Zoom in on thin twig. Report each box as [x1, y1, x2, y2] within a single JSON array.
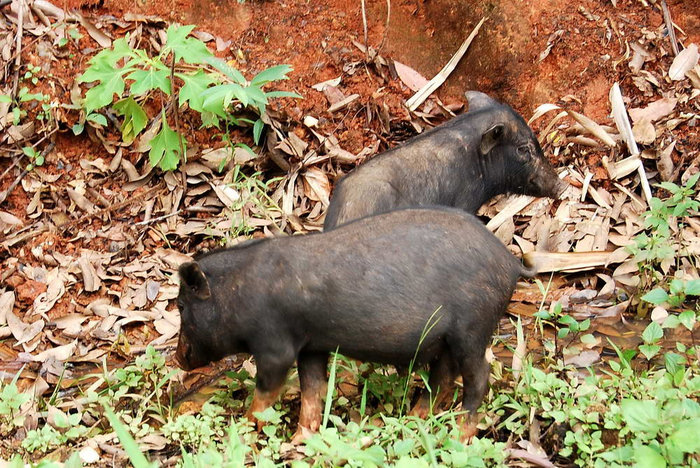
[[134, 209, 181, 226], [377, 0, 391, 54], [0, 168, 29, 205], [170, 56, 187, 210], [360, 0, 369, 60], [11, 0, 24, 100], [660, 0, 679, 56], [58, 184, 163, 233]]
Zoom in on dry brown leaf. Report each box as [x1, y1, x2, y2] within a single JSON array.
[[6, 309, 44, 346], [33, 269, 66, 318], [669, 43, 699, 80], [564, 350, 600, 368], [75, 12, 113, 48], [78, 256, 101, 292], [0, 290, 14, 326], [26, 341, 78, 362], [609, 83, 639, 156], [628, 98, 677, 123], [394, 61, 429, 92], [657, 140, 676, 181], [566, 110, 616, 147], [302, 168, 331, 206], [52, 314, 88, 338], [0, 211, 22, 233], [632, 118, 656, 145]]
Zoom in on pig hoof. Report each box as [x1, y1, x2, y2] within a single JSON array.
[[408, 404, 430, 419], [459, 423, 479, 444], [291, 425, 315, 445]]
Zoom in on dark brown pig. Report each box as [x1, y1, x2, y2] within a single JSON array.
[[175, 207, 536, 441], [323, 91, 565, 230]]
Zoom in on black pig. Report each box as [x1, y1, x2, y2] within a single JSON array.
[[175, 207, 536, 441], [323, 91, 565, 230]]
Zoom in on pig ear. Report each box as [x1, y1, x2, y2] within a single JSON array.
[[465, 91, 499, 112], [479, 123, 505, 155], [179, 262, 211, 300]]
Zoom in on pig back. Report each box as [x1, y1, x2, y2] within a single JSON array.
[[272, 207, 525, 363]]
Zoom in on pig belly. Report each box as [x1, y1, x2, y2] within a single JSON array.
[[302, 310, 451, 366]]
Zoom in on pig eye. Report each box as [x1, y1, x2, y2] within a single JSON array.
[[516, 145, 531, 159]]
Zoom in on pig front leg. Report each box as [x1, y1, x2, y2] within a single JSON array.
[[245, 348, 296, 431], [292, 351, 328, 444], [458, 354, 490, 442], [409, 351, 458, 418]]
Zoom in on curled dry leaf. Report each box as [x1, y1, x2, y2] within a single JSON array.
[[302, 168, 331, 206], [564, 349, 600, 368], [6, 309, 44, 347], [566, 110, 616, 147], [33, 269, 66, 318], [0, 290, 14, 326], [25, 341, 78, 362], [609, 83, 639, 156], [0, 211, 23, 233], [668, 43, 699, 81], [78, 256, 101, 292]]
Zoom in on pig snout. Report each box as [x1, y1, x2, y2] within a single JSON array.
[[534, 173, 567, 199], [174, 337, 196, 371]]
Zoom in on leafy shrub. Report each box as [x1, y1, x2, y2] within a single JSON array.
[[77, 24, 300, 171]]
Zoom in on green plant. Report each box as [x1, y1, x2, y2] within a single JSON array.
[[628, 173, 700, 285], [226, 166, 283, 238], [22, 146, 44, 170], [77, 24, 300, 171], [22, 409, 88, 453], [162, 402, 227, 449], [0, 371, 31, 434]]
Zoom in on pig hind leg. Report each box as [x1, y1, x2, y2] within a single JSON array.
[[457, 352, 490, 441], [293, 351, 328, 443], [409, 350, 458, 418], [246, 348, 296, 430]]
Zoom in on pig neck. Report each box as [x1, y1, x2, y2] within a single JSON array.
[[454, 150, 511, 213]]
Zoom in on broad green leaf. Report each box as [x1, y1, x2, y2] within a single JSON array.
[[580, 334, 596, 345], [250, 64, 293, 86], [669, 279, 684, 295], [165, 24, 212, 64], [639, 344, 661, 360], [678, 310, 696, 331], [113, 97, 148, 143], [685, 172, 700, 189], [177, 69, 217, 113], [664, 352, 685, 374], [685, 279, 700, 296], [86, 113, 107, 126], [641, 288, 669, 305], [84, 73, 127, 113], [253, 118, 264, 145], [128, 68, 171, 96], [641, 321, 663, 343], [667, 418, 700, 454], [148, 117, 185, 171], [0, 95, 10, 103], [621, 400, 660, 434], [206, 57, 246, 85], [634, 445, 667, 468], [201, 83, 249, 116]]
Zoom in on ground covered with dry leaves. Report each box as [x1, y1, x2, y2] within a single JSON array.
[[0, 0, 699, 466]]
